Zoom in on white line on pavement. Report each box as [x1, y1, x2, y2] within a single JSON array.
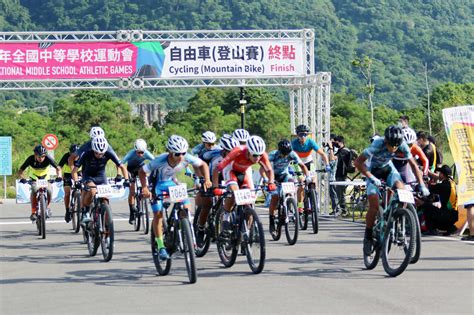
[[0, 218, 130, 226]]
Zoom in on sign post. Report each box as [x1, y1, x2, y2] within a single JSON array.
[[0, 137, 12, 200], [42, 134, 59, 176]]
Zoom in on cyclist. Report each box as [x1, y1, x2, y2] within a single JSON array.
[[122, 139, 155, 224], [71, 136, 129, 224], [266, 139, 310, 235], [214, 135, 276, 226], [195, 134, 240, 243], [191, 131, 219, 158], [68, 126, 107, 165], [354, 125, 430, 255], [393, 128, 429, 184], [416, 131, 438, 172], [232, 128, 250, 145], [58, 144, 79, 222], [17, 145, 62, 221], [291, 124, 331, 212], [139, 135, 212, 260]]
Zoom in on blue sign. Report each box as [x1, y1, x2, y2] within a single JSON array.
[[0, 137, 12, 175]]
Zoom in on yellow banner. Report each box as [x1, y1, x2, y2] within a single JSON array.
[[443, 106, 474, 205]]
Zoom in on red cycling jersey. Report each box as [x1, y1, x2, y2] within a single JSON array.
[[411, 143, 429, 175]]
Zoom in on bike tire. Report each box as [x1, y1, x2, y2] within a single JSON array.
[[243, 206, 266, 274], [363, 211, 382, 270], [150, 223, 172, 275], [141, 198, 150, 235], [215, 207, 238, 268], [133, 197, 141, 232], [308, 188, 319, 234], [284, 197, 299, 245], [86, 213, 100, 257], [381, 208, 416, 277], [72, 192, 81, 233], [100, 202, 114, 262], [39, 194, 46, 239], [180, 218, 197, 284], [193, 206, 210, 257], [270, 211, 282, 241], [407, 204, 421, 264]]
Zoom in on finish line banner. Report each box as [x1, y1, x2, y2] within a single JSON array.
[[0, 39, 304, 80], [442, 105, 474, 205]]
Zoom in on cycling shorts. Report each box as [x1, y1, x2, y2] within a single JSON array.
[[366, 163, 402, 196], [394, 163, 416, 185], [222, 164, 254, 189], [127, 165, 140, 180], [150, 180, 190, 213], [63, 173, 73, 187], [83, 175, 108, 186]]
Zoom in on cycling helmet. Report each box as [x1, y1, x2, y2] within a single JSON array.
[[91, 136, 108, 154], [34, 145, 47, 156], [134, 139, 147, 152], [201, 131, 216, 144], [402, 128, 417, 145], [69, 144, 79, 153], [232, 129, 250, 143], [247, 135, 266, 155], [295, 124, 310, 134], [219, 135, 239, 151], [384, 125, 404, 147], [166, 135, 189, 153], [278, 139, 292, 155], [89, 126, 104, 138]]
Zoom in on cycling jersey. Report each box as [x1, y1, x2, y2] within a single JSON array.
[[58, 152, 72, 174], [420, 142, 437, 172], [362, 137, 412, 170], [19, 155, 58, 180], [291, 137, 320, 164], [122, 149, 154, 173], [143, 153, 203, 182], [192, 143, 221, 163], [202, 148, 223, 176], [268, 150, 301, 181], [393, 143, 429, 181], [75, 149, 122, 184]]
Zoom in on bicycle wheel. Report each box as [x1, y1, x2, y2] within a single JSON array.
[[285, 197, 299, 245], [407, 204, 421, 264], [243, 206, 266, 274], [86, 212, 100, 257], [363, 212, 382, 270], [308, 188, 319, 234], [270, 210, 282, 241], [193, 206, 209, 257], [179, 218, 197, 284], [39, 194, 46, 239], [150, 222, 172, 275], [72, 192, 81, 233], [382, 208, 416, 277], [215, 207, 237, 268], [133, 197, 141, 232], [100, 202, 114, 262], [141, 197, 150, 235]]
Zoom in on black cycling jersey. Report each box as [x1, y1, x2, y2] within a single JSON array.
[[75, 149, 121, 179]]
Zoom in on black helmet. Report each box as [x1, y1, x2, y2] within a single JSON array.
[[69, 144, 79, 153], [384, 125, 404, 147], [295, 124, 310, 134], [34, 145, 47, 156], [278, 139, 292, 155]]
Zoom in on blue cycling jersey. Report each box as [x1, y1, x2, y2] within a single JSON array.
[[75, 149, 122, 178], [291, 138, 320, 163], [191, 143, 221, 163], [202, 149, 223, 175], [362, 137, 412, 170], [122, 149, 154, 170], [143, 153, 203, 182], [268, 150, 302, 176]]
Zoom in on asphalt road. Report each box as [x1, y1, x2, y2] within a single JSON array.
[[0, 199, 473, 314]]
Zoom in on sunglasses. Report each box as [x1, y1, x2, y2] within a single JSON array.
[[252, 154, 262, 158], [298, 132, 308, 137], [174, 152, 186, 157]]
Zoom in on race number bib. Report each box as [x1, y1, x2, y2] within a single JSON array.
[[96, 184, 114, 198], [234, 189, 256, 205], [35, 179, 49, 188], [397, 189, 415, 204], [281, 182, 296, 194], [168, 184, 188, 202]]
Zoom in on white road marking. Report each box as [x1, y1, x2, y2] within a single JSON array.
[[0, 218, 131, 226]]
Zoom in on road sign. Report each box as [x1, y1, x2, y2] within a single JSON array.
[[0, 137, 12, 175], [42, 134, 59, 150]]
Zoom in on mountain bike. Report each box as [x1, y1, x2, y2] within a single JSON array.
[[150, 183, 197, 284], [215, 187, 266, 274], [269, 181, 299, 245], [69, 179, 82, 233], [26, 179, 54, 239], [296, 169, 326, 234], [82, 183, 120, 262], [131, 178, 150, 234], [363, 183, 417, 277]]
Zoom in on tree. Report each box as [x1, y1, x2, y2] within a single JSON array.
[[352, 55, 377, 135]]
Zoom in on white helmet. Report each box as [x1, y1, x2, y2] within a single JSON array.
[[247, 135, 266, 155], [166, 135, 189, 153], [134, 139, 147, 152], [232, 129, 250, 143], [89, 126, 105, 138], [403, 128, 417, 144], [201, 131, 216, 144], [219, 135, 239, 151], [91, 136, 108, 154]]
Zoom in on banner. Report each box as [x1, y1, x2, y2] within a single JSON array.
[[0, 39, 304, 80], [442, 105, 474, 205]]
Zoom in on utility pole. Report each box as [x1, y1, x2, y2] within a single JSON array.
[[424, 62, 432, 135], [239, 87, 246, 129]]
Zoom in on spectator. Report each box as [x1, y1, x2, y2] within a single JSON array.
[[417, 165, 458, 235], [399, 115, 410, 129], [331, 135, 350, 216], [461, 204, 474, 241], [327, 134, 338, 213], [416, 131, 439, 172], [427, 135, 444, 168]]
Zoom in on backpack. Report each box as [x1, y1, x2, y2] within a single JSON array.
[[345, 149, 358, 173]]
